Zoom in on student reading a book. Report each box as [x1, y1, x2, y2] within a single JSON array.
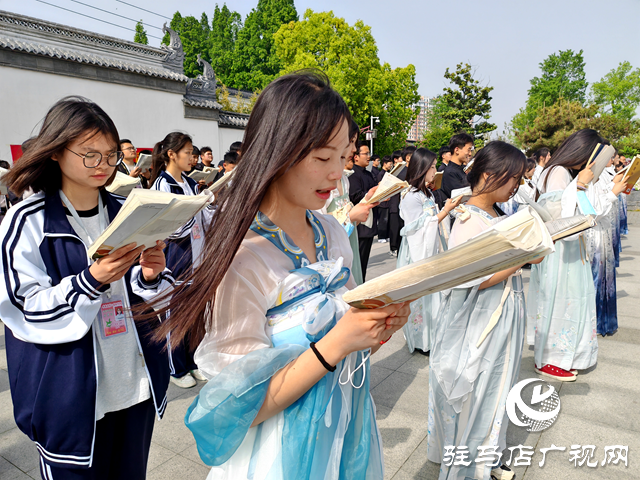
[[150, 132, 213, 388], [0, 97, 174, 479], [584, 150, 630, 336], [397, 148, 461, 356], [497, 156, 537, 215], [152, 71, 411, 480], [528, 129, 602, 381], [118, 138, 142, 177], [387, 146, 415, 258], [427, 141, 535, 480]]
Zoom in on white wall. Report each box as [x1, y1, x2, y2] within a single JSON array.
[[217, 127, 245, 163], [0, 66, 222, 161]]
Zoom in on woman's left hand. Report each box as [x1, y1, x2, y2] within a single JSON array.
[[140, 240, 166, 282]]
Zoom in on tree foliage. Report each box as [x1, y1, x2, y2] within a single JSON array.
[[418, 96, 454, 153], [591, 61, 640, 121], [511, 49, 588, 138], [229, 0, 298, 91], [273, 9, 420, 155], [133, 20, 148, 45], [209, 5, 242, 86]]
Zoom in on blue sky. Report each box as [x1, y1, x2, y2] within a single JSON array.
[[3, 0, 639, 132]]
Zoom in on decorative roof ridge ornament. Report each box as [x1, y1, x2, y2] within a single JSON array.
[[184, 53, 222, 109], [161, 23, 184, 74]]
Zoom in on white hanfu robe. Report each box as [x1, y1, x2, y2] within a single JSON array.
[[527, 167, 598, 370], [428, 205, 525, 480], [397, 189, 448, 353]]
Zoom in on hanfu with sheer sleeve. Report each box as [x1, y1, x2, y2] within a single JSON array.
[[185, 211, 384, 480]]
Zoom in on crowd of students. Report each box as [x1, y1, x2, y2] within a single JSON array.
[[0, 70, 633, 480]]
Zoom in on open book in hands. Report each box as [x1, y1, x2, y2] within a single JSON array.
[[106, 171, 141, 197], [342, 206, 554, 308], [432, 171, 443, 190], [88, 189, 212, 259], [545, 215, 596, 241], [586, 144, 616, 184], [389, 162, 406, 176], [450, 186, 472, 204], [621, 155, 640, 194], [136, 153, 152, 172], [188, 167, 218, 184], [361, 172, 409, 205]]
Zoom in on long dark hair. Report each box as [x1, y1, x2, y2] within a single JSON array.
[[542, 129, 603, 191], [149, 132, 193, 185], [152, 70, 352, 350], [5, 96, 120, 196], [467, 141, 527, 196], [406, 147, 437, 197]]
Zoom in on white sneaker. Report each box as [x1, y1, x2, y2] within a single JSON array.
[[377, 239, 387, 243], [170, 373, 196, 388], [190, 369, 208, 381], [491, 465, 515, 480]]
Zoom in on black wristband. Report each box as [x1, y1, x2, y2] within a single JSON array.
[[309, 342, 336, 372]]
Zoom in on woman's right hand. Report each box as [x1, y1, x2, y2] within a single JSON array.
[[349, 203, 375, 224], [89, 242, 145, 285], [444, 195, 463, 213], [321, 303, 410, 362], [577, 166, 594, 185]]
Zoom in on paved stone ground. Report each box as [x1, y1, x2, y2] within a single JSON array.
[[1, 214, 638, 479]]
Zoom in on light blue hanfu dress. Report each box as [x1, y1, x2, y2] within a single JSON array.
[[397, 189, 448, 353], [186, 211, 384, 480], [427, 205, 526, 480], [619, 193, 629, 235], [604, 167, 622, 266], [584, 172, 619, 336], [527, 167, 598, 371], [322, 174, 364, 285]]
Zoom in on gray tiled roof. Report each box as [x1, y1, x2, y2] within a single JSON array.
[[183, 96, 224, 111], [219, 112, 250, 128], [0, 10, 188, 81]]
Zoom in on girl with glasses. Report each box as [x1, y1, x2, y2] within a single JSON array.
[[0, 96, 174, 479]]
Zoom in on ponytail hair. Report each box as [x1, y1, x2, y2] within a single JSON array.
[[146, 70, 352, 350], [149, 132, 193, 185]]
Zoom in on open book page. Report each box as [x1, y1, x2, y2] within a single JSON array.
[[328, 202, 353, 226], [0, 167, 8, 195], [450, 186, 472, 204], [464, 158, 474, 173], [589, 145, 615, 184], [207, 170, 234, 194], [88, 189, 211, 259], [362, 172, 409, 205], [432, 171, 443, 190], [516, 189, 553, 222], [343, 207, 554, 308], [106, 172, 141, 197], [189, 168, 218, 183], [623, 155, 640, 194], [136, 153, 152, 171], [389, 162, 406, 176], [545, 214, 596, 241]]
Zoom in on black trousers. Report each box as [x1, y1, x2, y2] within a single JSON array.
[[168, 331, 198, 378], [41, 399, 156, 480], [389, 212, 404, 252], [358, 236, 374, 281], [377, 207, 389, 239]]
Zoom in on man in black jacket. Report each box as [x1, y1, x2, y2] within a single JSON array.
[[387, 146, 415, 256], [437, 145, 451, 172], [348, 142, 378, 280], [441, 133, 473, 198]]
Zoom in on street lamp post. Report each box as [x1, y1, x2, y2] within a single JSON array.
[[369, 116, 379, 155]]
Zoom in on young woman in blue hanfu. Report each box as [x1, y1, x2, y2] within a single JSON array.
[[151, 71, 411, 480], [427, 141, 544, 480]]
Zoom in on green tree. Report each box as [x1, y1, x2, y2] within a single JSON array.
[[511, 49, 588, 140], [209, 4, 242, 86], [274, 9, 419, 155], [439, 62, 496, 145], [591, 61, 640, 121], [230, 0, 298, 91], [134, 20, 148, 45]]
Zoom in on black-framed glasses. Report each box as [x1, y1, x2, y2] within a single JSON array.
[[65, 147, 124, 168]]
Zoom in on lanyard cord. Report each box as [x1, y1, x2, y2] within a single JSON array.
[[59, 190, 107, 245]]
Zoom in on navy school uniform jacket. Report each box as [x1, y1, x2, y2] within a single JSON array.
[[0, 189, 175, 469]]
